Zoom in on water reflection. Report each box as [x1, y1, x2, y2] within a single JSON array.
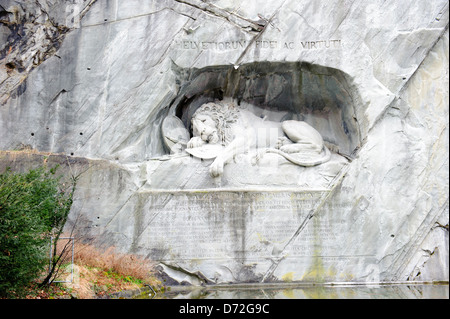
[[136, 284, 449, 299]]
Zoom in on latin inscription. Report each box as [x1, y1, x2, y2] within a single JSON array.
[[173, 39, 342, 51], [174, 39, 248, 50], [255, 39, 342, 50]]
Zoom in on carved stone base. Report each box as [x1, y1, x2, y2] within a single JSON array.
[[103, 189, 382, 284]]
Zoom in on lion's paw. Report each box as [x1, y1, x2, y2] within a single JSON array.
[[209, 157, 224, 177], [252, 153, 261, 165], [187, 136, 205, 148], [280, 144, 302, 154], [276, 136, 292, 149]]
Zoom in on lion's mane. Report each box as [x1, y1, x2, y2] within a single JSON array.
[[191, 101, 240, 146]]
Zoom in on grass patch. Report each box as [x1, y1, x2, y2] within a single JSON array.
[[5, 242, 162, 299]]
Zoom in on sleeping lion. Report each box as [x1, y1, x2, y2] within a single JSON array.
[[186, 100, 331, 178]]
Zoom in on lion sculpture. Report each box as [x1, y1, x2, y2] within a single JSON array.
[[186, 101, 331, 178]]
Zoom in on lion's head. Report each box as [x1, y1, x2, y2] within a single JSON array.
[[191, 101, 239, 146]]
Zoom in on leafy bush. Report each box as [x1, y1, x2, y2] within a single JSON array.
[[0, 166, 74, 297]]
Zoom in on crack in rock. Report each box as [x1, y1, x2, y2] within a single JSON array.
[[174, 0, 263, 33]]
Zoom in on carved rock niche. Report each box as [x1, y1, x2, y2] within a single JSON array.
[[156, 61, 363, 189]]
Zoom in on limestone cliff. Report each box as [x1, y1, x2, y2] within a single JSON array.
[[0, 0, 448, 284]]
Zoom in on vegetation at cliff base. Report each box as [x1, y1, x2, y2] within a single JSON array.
[[0, 166, 74, 298]]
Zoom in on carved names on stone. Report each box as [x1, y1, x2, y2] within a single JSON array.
[[137, 190, 353, 262]]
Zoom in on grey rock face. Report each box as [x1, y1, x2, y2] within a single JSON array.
[[0, 0, 448, 285], [0, 1, 97, 104]]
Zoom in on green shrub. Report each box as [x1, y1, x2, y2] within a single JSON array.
[[0, 166, 74, 297]]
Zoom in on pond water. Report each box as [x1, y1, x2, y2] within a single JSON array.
[[134, 283, 449, 299]]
